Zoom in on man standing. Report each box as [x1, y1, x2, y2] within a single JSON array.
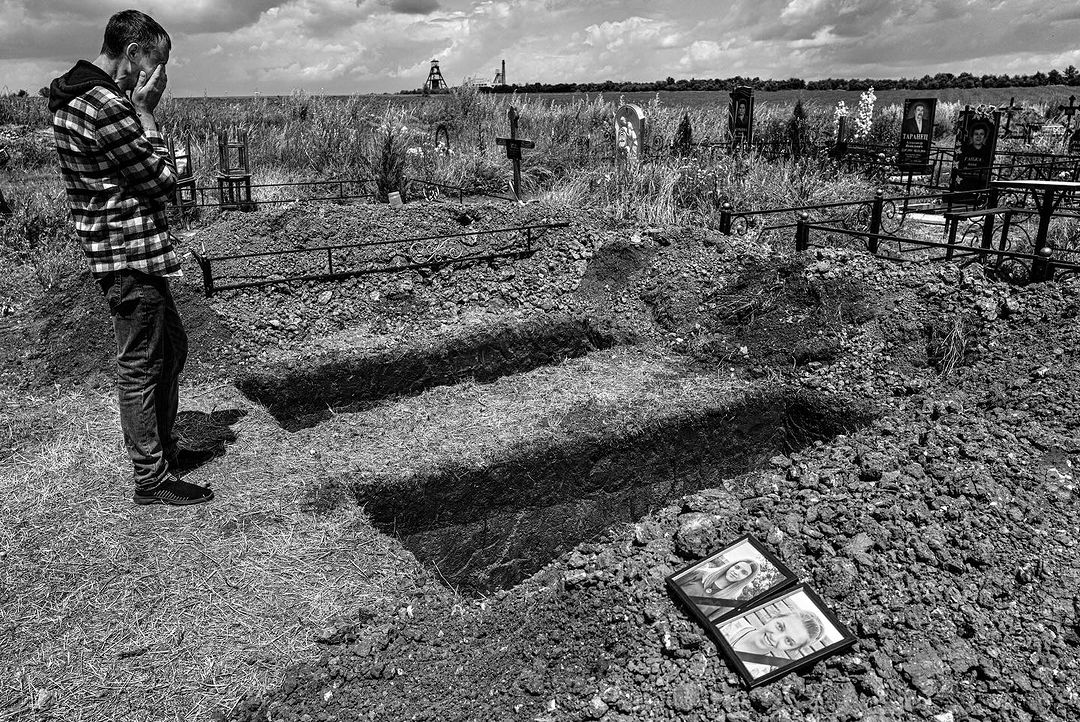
[[50, 10, 214, 505]]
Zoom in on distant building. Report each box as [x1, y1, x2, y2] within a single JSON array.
[[461, 60, 510, 93]]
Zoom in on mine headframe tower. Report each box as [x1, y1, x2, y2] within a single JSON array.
[[424, 60, 447, 92]]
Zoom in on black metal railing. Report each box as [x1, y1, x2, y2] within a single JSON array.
[[190, 222, 569, 296], [793, 215, 1080, 283]]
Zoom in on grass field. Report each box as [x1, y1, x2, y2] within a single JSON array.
[[0, 83, 1077, 298]]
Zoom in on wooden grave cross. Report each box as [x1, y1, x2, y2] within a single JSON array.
[[495, 106, 535, 200], [1058, 95, 1079, 133]]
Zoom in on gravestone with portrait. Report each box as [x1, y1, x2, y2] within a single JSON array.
[[615, 103, 645, 170], [897, 98, 936, 174], [729, 86, 754, 148], [950, 107, 1000, 205], [434, 123, 450, 155]]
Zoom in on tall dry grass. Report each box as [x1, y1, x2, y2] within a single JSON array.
[[0, 88, 1072, 294]]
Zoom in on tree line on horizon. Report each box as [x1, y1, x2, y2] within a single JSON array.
[[405, 65, 1080, 94]]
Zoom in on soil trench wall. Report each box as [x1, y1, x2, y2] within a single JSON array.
[[237, 314, 623, 430], [356, 390, 872, 593]]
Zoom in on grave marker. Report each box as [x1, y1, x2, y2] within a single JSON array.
[[615, 103, 645, 169], [950, 106, 1000, 204], [729, 86, 755, 148], [1069, 126, 1080, 156], [495, 106, 535, 200], [1058, 95, 1079, 134], [168, 135, 197, 211], [216, 127, 255, 211], [897, 98, 936, 173], [999, 96, 1023, 138], [435, 124, 450, 155]]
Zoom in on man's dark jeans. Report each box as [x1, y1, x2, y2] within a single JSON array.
[[98, 270, 188, 490]]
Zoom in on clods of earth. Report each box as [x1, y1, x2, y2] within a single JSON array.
[[3, 198, 1078, 721]]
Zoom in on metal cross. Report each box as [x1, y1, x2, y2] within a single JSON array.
[[495, 106, 535, 200], [1058, 95, 1079, 133]]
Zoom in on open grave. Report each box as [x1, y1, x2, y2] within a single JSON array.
[[236, 313, 625, 431], [258, 339, 875, 595]]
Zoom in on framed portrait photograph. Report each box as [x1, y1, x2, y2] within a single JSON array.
[[715, 584, 856, 688], [666, 534, 796, 625]]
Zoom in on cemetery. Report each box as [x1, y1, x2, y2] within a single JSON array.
[[1, 86, 1079, 722]]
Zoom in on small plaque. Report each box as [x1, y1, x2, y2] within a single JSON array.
[[388, 191, 403, 207]]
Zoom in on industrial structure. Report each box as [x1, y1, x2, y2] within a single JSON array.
[[424, 60, 447, 93]]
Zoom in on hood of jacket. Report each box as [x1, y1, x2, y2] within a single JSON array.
[[48, 60, 122, 113]]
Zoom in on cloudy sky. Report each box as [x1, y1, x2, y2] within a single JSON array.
[[2, 0, 1078, 97]]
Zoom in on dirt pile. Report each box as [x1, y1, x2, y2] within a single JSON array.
[[227, 256, 1080, 722], [1, 198, 1077, 722]]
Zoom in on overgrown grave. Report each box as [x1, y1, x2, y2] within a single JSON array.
[[169, 121, 518, 217]]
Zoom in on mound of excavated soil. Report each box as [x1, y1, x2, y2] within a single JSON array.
[[227, 254, 1080, 722], [2, 198, 1077, 722]]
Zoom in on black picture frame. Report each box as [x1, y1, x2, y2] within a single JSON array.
[[713, 584, 856, 688], [666, 534, 797, 626]]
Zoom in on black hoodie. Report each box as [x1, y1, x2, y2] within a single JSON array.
[[48, 59, 123, 113]]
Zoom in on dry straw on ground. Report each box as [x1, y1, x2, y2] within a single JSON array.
[[0, 383, 414, 722]]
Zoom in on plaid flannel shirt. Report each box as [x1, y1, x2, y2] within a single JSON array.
[[53, 85, 179, 278]]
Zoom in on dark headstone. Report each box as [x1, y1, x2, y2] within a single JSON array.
[[897, 98, 937, 173], [729, 86, 754, 147]]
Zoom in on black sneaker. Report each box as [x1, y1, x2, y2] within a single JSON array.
[[133, 475, 215, 506]]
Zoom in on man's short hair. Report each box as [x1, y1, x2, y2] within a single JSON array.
[[100, 10, 171, 59]]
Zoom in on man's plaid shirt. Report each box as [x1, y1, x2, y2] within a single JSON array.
[[53, 85, 179, 277]]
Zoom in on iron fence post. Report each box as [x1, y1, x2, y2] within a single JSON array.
[[193, 251, 214, 297], [720, 202, 732, 235], [869, 189, 883, 253], [1031, 245, 1055, 282], [945, 214, 959, 261], [795, 212, 810, 252], [983, 186, 1000, 242], [996, 210, 1013, 270]]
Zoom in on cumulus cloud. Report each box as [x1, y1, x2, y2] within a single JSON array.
[[1, 0, 1078, 96]]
